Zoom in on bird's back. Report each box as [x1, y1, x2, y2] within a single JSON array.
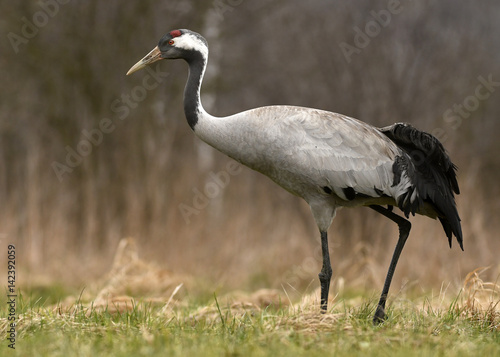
[[196, 105, 462, 248], [197, 105, 409, 203]]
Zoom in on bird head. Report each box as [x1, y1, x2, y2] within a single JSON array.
[[126, 29, 208, 75]]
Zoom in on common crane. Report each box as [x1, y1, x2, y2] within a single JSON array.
[[127, 29, 463, 324]]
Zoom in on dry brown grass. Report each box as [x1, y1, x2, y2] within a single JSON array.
[[38, 240, 498, 334], [460, 267, 500, 330], [50, 238, 189, 315], [1, 237, 498, 353]]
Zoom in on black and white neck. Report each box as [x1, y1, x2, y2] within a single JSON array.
[[168, 30, 212, 130]]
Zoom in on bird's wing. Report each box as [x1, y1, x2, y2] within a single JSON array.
[[242, 106, 408, 201]]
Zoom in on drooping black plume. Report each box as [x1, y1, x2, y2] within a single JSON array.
[[379, 123, 463, 250]]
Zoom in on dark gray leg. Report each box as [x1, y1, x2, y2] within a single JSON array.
[[369, 205, 411, 324], [318, 231, 332, 312]]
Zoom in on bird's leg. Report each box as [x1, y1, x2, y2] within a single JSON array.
[[369, 205, 411, 324], [318, 230, 332, 312]]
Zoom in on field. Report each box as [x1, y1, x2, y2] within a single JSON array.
[[2, 240, 499, 356], [2, 1, 500, 355]]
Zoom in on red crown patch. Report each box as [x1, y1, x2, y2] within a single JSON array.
[[170, 30, 182, 38]]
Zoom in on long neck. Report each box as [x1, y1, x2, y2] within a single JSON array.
[[181, 50, 240, 163], [183, 53, 209, 130]]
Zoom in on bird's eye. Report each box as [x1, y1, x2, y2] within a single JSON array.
[[168, 40, 175, 45]]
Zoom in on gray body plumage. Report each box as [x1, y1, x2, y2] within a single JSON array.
[[195, 105, 414, 231]]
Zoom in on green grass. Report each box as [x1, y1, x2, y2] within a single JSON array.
[[1, 288, 499, 356]]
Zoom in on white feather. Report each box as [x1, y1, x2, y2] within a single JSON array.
[[174, 32, 208, 60]]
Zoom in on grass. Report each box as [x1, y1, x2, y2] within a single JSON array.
[[2, 241, 499, 356], [1, 282, 499, 357]]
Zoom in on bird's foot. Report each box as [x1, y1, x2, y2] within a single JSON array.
[[318, 270, 331, 314], [373, 305, 387, 325]]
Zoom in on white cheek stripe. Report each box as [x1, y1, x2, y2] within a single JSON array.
[[174, 33, 209, 59]]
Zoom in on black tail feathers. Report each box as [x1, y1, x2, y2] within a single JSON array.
[[379, 123, 463, 250]]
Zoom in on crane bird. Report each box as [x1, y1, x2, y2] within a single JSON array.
[[127, 29, 463, 324]]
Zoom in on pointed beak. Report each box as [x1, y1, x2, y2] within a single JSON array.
[[126, 46, 163, 75]]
